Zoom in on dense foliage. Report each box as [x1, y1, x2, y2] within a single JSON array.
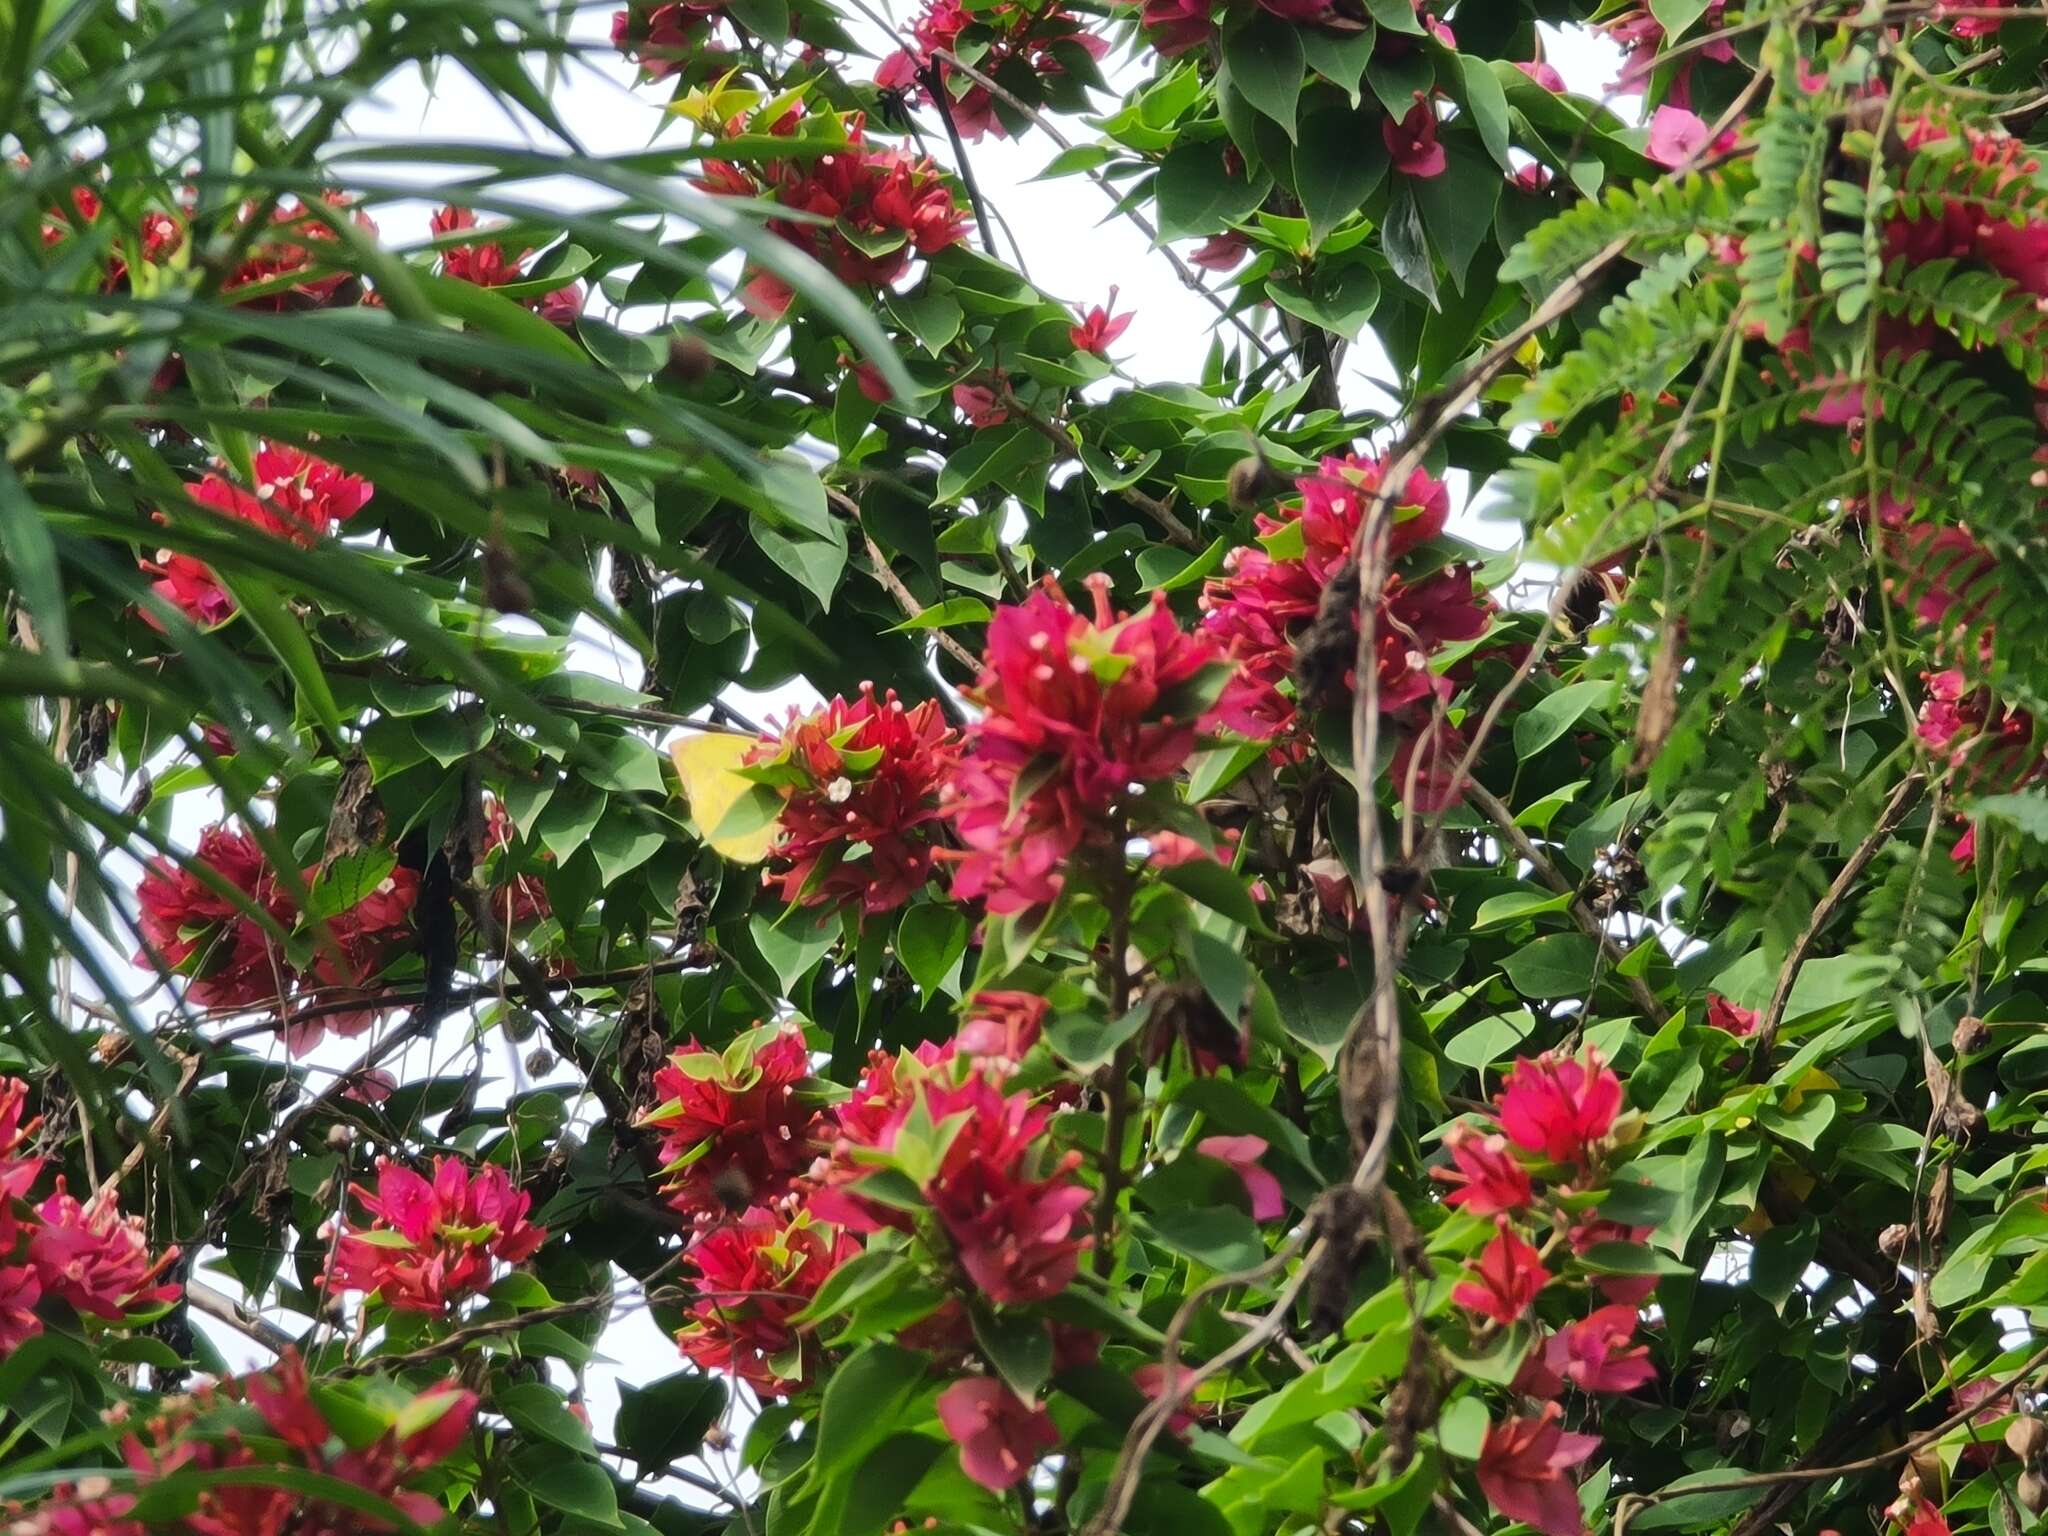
[[10, 2, 2048, 1536]]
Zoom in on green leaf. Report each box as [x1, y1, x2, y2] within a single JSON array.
[[1513, 679, 1616, 760], [1161, 857, 1268, 932], [0, 461, 65, 662], [1293, 105, 1389, 248], [1412, 141, 1502, 293], [807, 1342, 930, 1482], [1437, 1395, 1489, 1460], [1045, 1003, 1149, 1070], [887, 597, 991, 631], [307, 849, 398, 922], [1359, 0, 1422, 31], [1970, 792, 2048, 841], [936, 423, 1048, 503], [1456, 55, 1513, 173], [1136, 1205, 1266, 1272], [512, 1453, 621, 1528], [1470, 890, 1573, 931], [896, 904, 969, 995], [1500, 933, 1598, 999], [614, 1372, 727, 1475], [972, 1308, 1054, 1399], [1266, 264, 1381, 341], [499, 1382, 597, 1454], [1629, 1469, 1763, 1532], [1190, 928, 1253, 1018], [1155, 140, 1270, 239], [1223, 15, 1305, 138], [749, 907, 838, 995], [1649, 0, 1714, 38]]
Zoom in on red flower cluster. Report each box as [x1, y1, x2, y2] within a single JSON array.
[[1432, 1051, 1659, 1536], [323, 1156, 546, 1314], [639, 1028, 829, 1218], [1477, 1404, 1602, 1536], [223, 192, 378, 309], [0, 1079, 182, 1359], [749, 685, 959, 915], [675, 1204, 860, 1395], [697, 111, 967, 316], [134, 824, 293, 1009], [875, 0, 1105, 143], [1200, 452, 1489, 806], [11, 1353, 475, 1536], [429, 205, 582, 323], [142, 442, 374, 629], [611, 0, 731, 75], [134, 820, 418, 1050], [942, 576, 1243, 914], [815, 1048, 1091, 1305]]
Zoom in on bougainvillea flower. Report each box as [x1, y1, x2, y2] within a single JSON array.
[[943, 577, 1242, 914], [0, 1263, 43, 1353], [27, 1183, 181, 1321], [1452, 1218, 1550, 1325], [1705, 994, 1759, 1037], [1384, 96, 1449, 179], [1132, 1361, 1199, 1435], [935, 1377, 1060, 1490], [638, 1028, 828, 1217], [675, 1205, 860, 1395], [953, 379, 1008, 427], [1433, 1124, 1533, 1215], [429, 205, 582, 320], [698, 111, 967, 298], [1552, 1303, 1657, 1393], [612, 0, 731, 76], [222, 192, 377, 309], [323, 1156, 544, 1313], [1070, 288, 1132, 355], [1197, 1135, 1283, 1221], [1515, 60, 1567, 91], [1496, 1049, 1623, 1167], [1476, 1404, 1602, 1536], [955, 991, 1048, 1069], [1188, 232, 1250, 271], [1646, 105, 1734, 168], [1200, 451, 1484, 747], [874, 0, 1103, 143], [749, 685, 959, 915], [1891, 1497, 1954, 1536], [192, 443, 374, 544], [818, 1068, 1089, 1304]]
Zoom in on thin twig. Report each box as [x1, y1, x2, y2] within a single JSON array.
[[824, 485, 981, 669]]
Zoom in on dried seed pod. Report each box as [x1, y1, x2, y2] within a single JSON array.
[[2021, 1470, 2048, 1515], [2007, 1416, 2048, 1464]]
